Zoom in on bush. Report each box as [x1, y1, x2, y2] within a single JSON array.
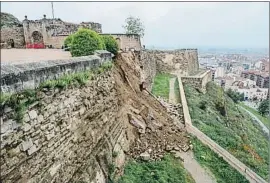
[[226, 88, 244, 103], [64, 34, 74, 47], [70, 28, 105, 57], [258, 99, 269, 116], [102, 35, 119, 55], [199, 100, 207, 110]]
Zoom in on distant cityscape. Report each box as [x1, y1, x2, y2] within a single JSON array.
[[199, 49, 269, 109]]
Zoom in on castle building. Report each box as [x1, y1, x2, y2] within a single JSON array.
[[1, 13, 142, 51]]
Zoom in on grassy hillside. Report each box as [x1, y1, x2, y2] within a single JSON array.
[[115, 154, 195, 183], [184, 82, 269, 181], [239, 102, 270, 128], [192, 137, 249, 183]]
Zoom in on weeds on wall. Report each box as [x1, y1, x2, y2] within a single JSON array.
[[1, 61, 113, 123]]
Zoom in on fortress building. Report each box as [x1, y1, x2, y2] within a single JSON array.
[[1, 12, 142, 51], [1, 13, 102, 49]]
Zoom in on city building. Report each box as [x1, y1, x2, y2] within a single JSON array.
[[241, 70, 269, 88]]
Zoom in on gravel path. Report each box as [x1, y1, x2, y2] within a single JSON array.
[[169, 78, 176, 104]]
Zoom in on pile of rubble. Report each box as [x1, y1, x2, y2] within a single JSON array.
[[157, 96, 184, 126], [127, 97, 191, 161]]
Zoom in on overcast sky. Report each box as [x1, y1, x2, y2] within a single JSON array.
[[2, 2, 269, 49]]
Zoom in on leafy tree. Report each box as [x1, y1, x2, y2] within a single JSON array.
[[122, 16, 145, 38], [101, 35, 119, 55], [64, 34, 74, 47], [258, 99, 269, 116], [70, 28, 105, 57], [226, 88, 244, 103]]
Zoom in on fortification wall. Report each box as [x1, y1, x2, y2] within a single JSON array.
[[181, 70, 212, 93], [139, 51, 157, 91], [142, 49, 199, 76], [101, 34, 141, 51], [140, 49, 199, 90], [1, 70, 128, 183], [1, 51, 112, 93]]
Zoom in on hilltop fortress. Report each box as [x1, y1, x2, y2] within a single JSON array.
[[0, 12, 141, 51]]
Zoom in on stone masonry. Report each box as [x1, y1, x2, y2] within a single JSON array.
[[1, 13, 25, 48], [1, 70, 126, 183], [140, 49, 200, 90], [1, 12, 102, 49], [1, 50, 112, 93], [1, 51, 190, 183]]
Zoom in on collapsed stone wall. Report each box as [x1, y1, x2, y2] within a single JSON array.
[[1, 52, 189, 183], [181, 70, 212, 93]]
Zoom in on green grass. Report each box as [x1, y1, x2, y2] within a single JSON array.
[[151, 73, 174, 100], [192, 137, 249, 183], [115, 154, 195, 183], [238, 102, 270, 128], [184, 82, 269, 181]]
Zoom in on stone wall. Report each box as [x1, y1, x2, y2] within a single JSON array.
[[1, 70, 128, 183], [1, 51, 189, 183], [139, 51, 157, 91], [101, 34, 141, 51], [22, 16, 102, 49], [142, 49, 199, 77], [181, 70, 212, 93], [0, 13, 25, 48], [1, 51, 112, 94], [139, 49, 199, 90]]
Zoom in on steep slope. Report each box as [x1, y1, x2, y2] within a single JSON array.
[[184, 82, 269, 181]]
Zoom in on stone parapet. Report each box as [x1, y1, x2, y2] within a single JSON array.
[[181, 70, 212, 93], [1, 51, 112, 93]]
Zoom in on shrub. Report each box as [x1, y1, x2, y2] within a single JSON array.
[[70, 28, 105, 57], [102, 35, 119, 55], [64, 34, 74, 47], [199, 100, 207, 110], [258, 99, 269, 116], [226, 88, 244, 103]]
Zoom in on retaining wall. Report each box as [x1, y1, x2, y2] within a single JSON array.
[[1, 50, 112, 93]]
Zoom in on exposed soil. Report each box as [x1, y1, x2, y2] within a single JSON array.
[[113, 52, 190, 162]]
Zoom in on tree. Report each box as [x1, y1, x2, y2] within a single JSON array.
[[70, 28, 105, 57], [122, 16, 145, 38], [64, 34, 74, 48], [101, 35, 119, 55], [226, 88, 244, 103], [258, 99, 269, 116]]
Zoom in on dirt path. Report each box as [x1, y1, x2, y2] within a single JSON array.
[[169, 78, 176, 104], [169, 77, 216, 183], [176, 151, 216, 183]]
